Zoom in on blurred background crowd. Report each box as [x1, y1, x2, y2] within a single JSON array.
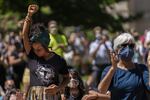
[[1, 20, 150, 99]]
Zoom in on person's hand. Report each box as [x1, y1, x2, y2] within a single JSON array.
[[61, 94, 67, 100], [82, 94, 98, 100], [110, 50, 118, 70], [45, 84, 59, 95], [106, 91, 111, 96], [27, 4, 39, 17], [88, 90, 99, 95], [16, 91, 24, 100], [82, 90, 99, 100], [100, 38, 106, 44]]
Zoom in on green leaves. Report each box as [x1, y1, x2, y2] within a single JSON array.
[[0, 0, 128, 32]]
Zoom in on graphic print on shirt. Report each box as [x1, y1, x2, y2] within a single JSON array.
[[35, 63, 55, 85]]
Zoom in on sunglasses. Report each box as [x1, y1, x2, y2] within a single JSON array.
[[120, 43, 135, 48]]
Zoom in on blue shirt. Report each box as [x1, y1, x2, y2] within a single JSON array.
[[101, 63, 150, 100]]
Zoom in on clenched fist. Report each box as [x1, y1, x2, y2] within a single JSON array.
[[28, 4, 39, 17]]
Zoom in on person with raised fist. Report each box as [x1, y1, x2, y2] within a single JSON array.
[[22, 4, 69, 100]]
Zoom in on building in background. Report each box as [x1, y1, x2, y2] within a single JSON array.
[[129, 0, 150, 33], [107, 0, 150, 33]]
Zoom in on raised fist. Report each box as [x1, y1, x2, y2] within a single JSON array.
[[28, 4, 39, 16]]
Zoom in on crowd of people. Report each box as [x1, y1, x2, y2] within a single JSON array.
[[0, 4, 150, 100]]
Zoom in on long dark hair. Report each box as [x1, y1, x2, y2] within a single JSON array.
[[29, 23, 50, 51], [4, 88, 17, 100], [65, 68, 85, 99]]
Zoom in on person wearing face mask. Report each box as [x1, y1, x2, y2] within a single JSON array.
[[87, 26, 112, 89], [97, 33, 150, 100], [0, 78, 15, 100], [62, 69, 85, 100], [48, 20, 68, 57]]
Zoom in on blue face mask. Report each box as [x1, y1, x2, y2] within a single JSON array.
[[118, 46, 134, 61]]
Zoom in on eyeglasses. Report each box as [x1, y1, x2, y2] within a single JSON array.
[[121, 43, 135, 48]]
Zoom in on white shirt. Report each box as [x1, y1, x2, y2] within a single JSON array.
[[89, 39, 112, 65]]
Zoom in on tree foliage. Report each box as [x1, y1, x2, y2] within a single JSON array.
[[0, 0, 130, 32]]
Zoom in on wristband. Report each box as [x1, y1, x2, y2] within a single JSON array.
[[24, 15, 32, 23]]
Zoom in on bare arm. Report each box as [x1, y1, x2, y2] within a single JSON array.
[[82, 90, 110, 100], [97, 93, 110, 100], [22, 4, 39, 54], [98, 67, 115, 94], [45, 74, 69, 95], [98, 52, 117, 94], [22, 15, 31, 54]]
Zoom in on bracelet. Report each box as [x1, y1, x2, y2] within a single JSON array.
[[24, 15, 32, 23]]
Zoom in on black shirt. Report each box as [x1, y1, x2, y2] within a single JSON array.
[[27, 50, 68, 87]]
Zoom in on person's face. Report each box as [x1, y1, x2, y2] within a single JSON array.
[[68, 73, 79, 88], [102, 35, 107, 42], [94, 30, 101, 39], [117, 43, 135, 61], [95, 30, 101, 35], [32, 42, 48, 57], [5, 80, 15, 90], [48, 23, 58, 34]]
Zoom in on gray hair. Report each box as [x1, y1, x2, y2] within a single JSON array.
[[113, 33, 135, 50]]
